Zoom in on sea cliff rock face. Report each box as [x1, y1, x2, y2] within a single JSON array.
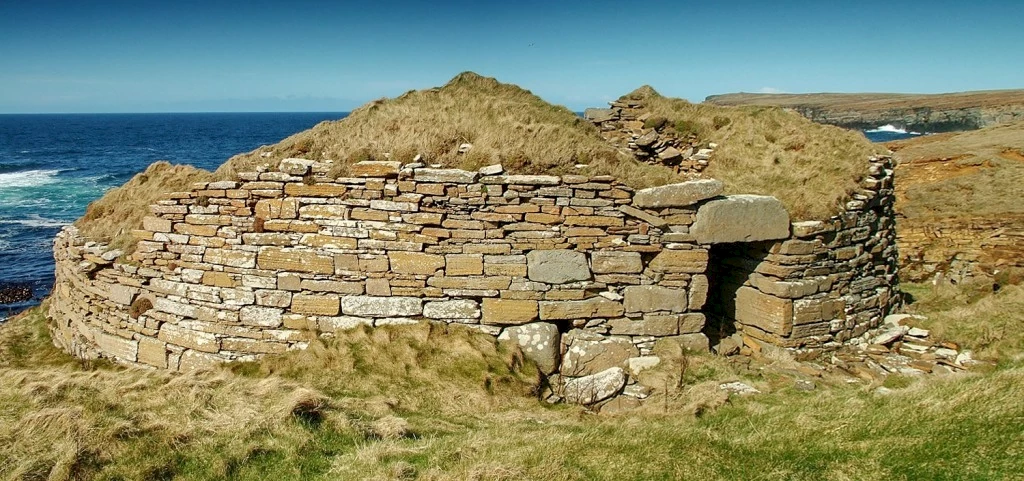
[[897, 215, 1024, 283], [705, 91, 1024, 133], [784, 105, 1024, 133]]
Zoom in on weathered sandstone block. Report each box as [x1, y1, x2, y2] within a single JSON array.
[[690, 195, 790, 244], [498, 322, 560, 374], [390, 251, 444, 275], [279, 158, 315, 175], [95, 331, 139, 362], [561, 330, 637, 376], [445, 254, 484, 276], [632, 179, 724, 208], [292, 294, 341, 316], [142, 216, 172, 233], [351, 160, 401, 177], [204, 249, 257, 269], [239, 306, 284, 328], [424, 299, 481, 319], [540, 298, 624, 320], [623, 285, 687, 313], [590, 251, 643, 274], [649, 249, 708, 273], [257, 248, 334, 274], [563, 367, 626, 405], [527, 250, 590, 284], [482, 298, 539, 325], [734, 286, 793, 336], [341, 296, 422, 317], [415, 168, 479, 183]]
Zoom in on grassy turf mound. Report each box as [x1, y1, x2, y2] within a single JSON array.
[[618, 86, 886, 220], [216, 72, 675, 184], [76, 162, 214, 251], [76, 73, 884, 250]]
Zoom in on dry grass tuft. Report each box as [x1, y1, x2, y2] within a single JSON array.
[[623, 86, 886, 220], [903, 282, 1024, 362], [76, 161, 214, 251], [2, 296, 1024, 479]]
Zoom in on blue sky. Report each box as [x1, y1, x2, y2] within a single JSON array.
[[1, 0, 1022, 113]]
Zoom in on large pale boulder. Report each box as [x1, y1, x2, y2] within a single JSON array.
[[560, 329, 638, 376], [563, 367, 627, 405], [632, 179, 724, 208], [527, 250, 590, 284], [498, 322, 560, 374], [690, 195, 790, 244]]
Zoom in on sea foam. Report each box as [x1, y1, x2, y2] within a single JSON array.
[[865, 124, 908, 134], [0, 169, 60, 188]]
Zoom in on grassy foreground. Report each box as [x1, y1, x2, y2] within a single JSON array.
[[2, 283, 1023, 480]]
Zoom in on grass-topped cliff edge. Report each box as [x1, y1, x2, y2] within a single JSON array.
[[78, 72, 884, 250]]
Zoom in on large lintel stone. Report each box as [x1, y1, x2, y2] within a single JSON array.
[[690, 195, 790, 244]]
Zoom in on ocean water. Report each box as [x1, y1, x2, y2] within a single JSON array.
[[863, 124, 923, 142], [0, 112, 345, 317]]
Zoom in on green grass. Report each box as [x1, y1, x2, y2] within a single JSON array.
[[3, 284, 1024, 480]]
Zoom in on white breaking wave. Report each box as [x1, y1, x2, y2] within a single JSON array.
[[0, 215, 70, 228], [865, 124, 908, 134], [0, 169, 60, 188]]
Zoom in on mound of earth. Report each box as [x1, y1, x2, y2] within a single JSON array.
[[603, 86, 884, 220], [78, 72, 883, 250]]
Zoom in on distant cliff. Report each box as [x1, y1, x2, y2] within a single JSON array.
[[705, 90, 1024, 133]]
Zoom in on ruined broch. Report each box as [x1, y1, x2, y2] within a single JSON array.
[[50, 150, 899, 398], [45, 73, 901, 404]]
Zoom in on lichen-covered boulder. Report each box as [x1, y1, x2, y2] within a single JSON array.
[[498, 322, 560, 374]]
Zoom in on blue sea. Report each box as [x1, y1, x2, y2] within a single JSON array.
[[0, 113, 912, 318], [0, 112, 345, 317]]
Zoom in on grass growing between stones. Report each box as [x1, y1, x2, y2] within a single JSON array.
[[3, 287, 1024, 480]]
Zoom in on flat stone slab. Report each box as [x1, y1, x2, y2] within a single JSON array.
[[690, 195, 790, 244], [632, 179, 724, 208], [584, 108, 618, 123], [527, 250, 590, 284]]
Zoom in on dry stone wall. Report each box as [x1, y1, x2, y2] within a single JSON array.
[[585, 101, 715, 174], [49, 155, 901, 399], [50, 160, 723, 386]]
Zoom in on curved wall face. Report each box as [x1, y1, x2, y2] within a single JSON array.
[[50, 162, 716, 374], [49, 156, 900, 378]]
